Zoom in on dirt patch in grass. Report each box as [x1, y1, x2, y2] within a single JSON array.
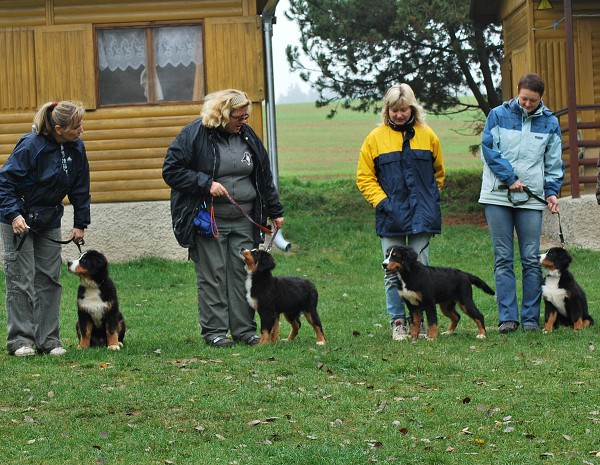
[[444, 211, 488, 229]]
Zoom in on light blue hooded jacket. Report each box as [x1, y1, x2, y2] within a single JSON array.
[[478, 98, 564, 209]]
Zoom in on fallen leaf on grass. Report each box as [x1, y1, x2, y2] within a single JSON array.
[[365, 440, 383, 448], [246, 417, 279, 426]]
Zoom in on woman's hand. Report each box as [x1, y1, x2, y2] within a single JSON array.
[[509, 179, 526, 191], [546, 195, 559, 214], [68, 228, 85, 245], [209, 181, 229, 197], [272, 217, 284, 230], [12, 216, 29, 235]]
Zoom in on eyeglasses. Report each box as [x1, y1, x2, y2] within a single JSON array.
[[230, 113, 250, 123]]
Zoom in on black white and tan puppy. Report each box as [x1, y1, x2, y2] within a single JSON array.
[[67, 250, 126, 350], [382, 245, 494, 339], [539, 247, 593, 332], [240, 248, 326, 345]]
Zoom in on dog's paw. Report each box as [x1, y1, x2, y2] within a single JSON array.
[[107, 344, 121, 350], [476, 333, 487, 339], [441, 330, 453, 336], [316, 340, 326, 346]]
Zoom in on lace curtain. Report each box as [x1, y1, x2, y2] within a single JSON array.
[[97, 25, 203, 71]]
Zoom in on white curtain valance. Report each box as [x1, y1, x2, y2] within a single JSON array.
[[98, 25, 202, 72]]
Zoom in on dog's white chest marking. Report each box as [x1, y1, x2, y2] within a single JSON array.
[[78, 284, 109, 328], [542, 275, 568, 316], [244, 273, 259, 311], [397, 275, 421, 305]]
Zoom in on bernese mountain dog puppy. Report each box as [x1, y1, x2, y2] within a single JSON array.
[[67, 250, 126, 350], [539, 247, 594, 332], [240, 248, 325, 345], [382, 245, 495, 340]]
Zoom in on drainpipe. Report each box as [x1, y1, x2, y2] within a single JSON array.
[[563, 0, 579, 198], [261, 0, 291, 252]]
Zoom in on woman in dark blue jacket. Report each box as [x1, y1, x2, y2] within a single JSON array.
[[0, 101, 91, 356], [163, 89, 284, 348]]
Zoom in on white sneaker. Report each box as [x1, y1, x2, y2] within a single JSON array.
[[14, 346, 35, 357], [392, 319, 409, 341], [49, 347, 66, 356]]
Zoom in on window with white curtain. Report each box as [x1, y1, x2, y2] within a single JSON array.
[[96, 24, 204, 106]]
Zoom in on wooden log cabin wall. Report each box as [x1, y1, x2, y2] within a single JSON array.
[[473, 0, 600, 197], [0, 0, 268, 202]]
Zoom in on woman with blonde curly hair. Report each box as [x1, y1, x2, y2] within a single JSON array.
[[163, 89, 284, 348], [357, 83, 445, 341]]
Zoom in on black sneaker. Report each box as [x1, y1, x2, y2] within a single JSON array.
[[244, 335, 261, 346], [498, 321, 518, 334], [208, 336, 234, 348]]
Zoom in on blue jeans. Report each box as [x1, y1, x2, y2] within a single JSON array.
[[484, 205, 543, 328], [381, 233, 432, 324]]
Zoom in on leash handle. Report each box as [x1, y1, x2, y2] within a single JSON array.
[[498, 185, 565, 246], [16, 228, 84, 253]]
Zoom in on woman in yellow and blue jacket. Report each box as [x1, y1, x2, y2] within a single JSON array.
[[357, 83, 445, 340]]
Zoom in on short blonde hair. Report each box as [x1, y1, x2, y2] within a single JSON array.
[[33, 101, 85, 136], [380, 84, 426, 126], [201, 89, 252, 128]]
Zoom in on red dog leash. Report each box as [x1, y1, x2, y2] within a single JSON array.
[[225, 194, 279, 251]]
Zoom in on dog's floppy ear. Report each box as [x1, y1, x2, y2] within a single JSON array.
[[401, 246, 418, 272], [557, 248, 572, 269], [256, 250, 276, 272]]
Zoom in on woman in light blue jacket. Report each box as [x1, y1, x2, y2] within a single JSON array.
[[479, 73, 564, 334]]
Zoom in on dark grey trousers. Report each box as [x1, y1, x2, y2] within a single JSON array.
[[191, 216, 257, 343], [1, 223, 63, 354]]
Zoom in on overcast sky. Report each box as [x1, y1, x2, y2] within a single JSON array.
[[271, 0, 311, 99]]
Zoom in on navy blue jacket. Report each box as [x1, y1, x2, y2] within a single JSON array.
[[0, 131, 91, 231]]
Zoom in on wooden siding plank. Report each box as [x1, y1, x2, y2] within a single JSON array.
[[34, 24, 97, 108], [204, 16, 264, 101], [535, 39, 567, 111], [0, 1, 46, 27], [0, 28, 37, 111], [52, 0, 243, 24]]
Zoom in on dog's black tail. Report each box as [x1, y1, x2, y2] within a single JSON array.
[[467, 273, 495, 295]]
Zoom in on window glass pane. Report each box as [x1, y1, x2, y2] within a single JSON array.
[[153, 25, 203, 102], [97, 28, 148, 105]]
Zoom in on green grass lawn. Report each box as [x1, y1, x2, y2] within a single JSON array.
[[275, 102, 484, 178], [0, 103, 598, 464], [1, 178, 599, 464]]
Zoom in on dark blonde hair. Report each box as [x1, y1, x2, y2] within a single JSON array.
[[200, 89, 252, 128], [33, 101, 85, 136], [380, 83, 426, 126]]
